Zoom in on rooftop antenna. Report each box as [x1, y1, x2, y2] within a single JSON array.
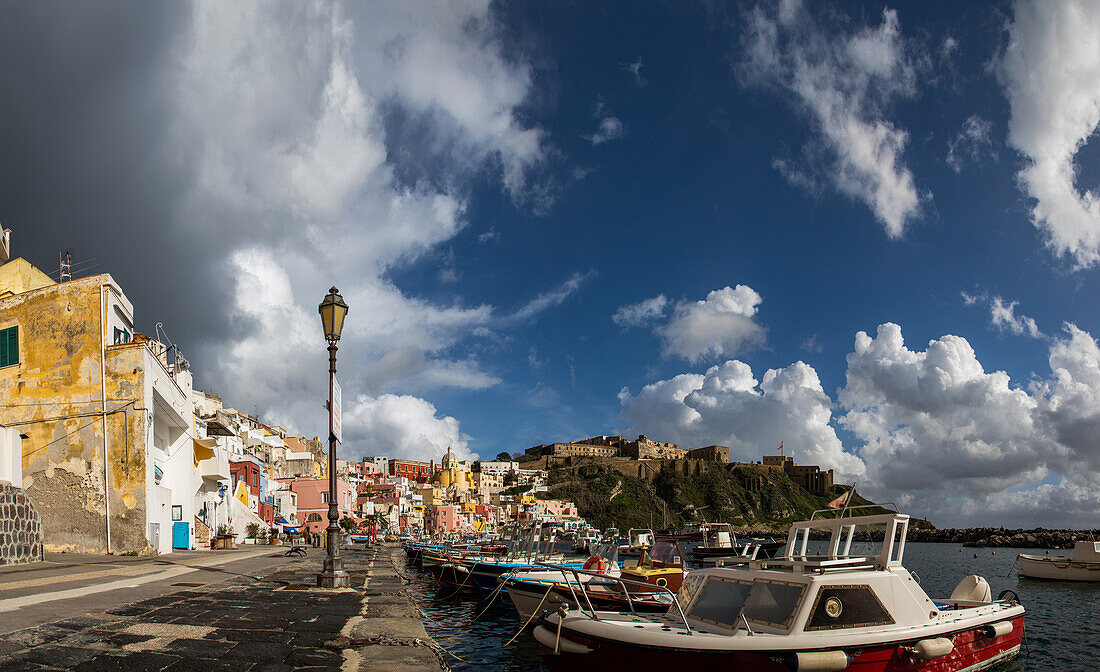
[[59, 249, 72, 282]]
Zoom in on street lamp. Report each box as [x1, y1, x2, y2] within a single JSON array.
[[317, 286, 350, 588]]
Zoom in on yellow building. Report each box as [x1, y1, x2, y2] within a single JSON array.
[[0, 253, 199, 554], [433, 445, 474, 501]]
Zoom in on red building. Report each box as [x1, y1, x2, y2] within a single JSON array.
[[389, 459, 434, 483], [230, 458, 263, 500]]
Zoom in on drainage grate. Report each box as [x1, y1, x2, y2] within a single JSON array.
[[171, 582, 205, 587]]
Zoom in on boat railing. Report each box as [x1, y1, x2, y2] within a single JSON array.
[[808, 502, 900, 520], [532, 562, 693, 635], [781, 510, 910, 570]]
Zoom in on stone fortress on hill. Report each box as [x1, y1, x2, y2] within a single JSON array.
[[525, 435, 834, 496]]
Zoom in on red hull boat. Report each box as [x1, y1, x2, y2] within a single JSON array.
[[535, 506, 1025, 672]]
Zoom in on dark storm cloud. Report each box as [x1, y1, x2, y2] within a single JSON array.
[[0, 3, 236, 354]]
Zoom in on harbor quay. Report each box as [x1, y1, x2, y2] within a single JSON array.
[[0, 543, 444, 671]]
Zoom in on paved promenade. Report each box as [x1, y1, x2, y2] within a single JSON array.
[[0, 544, 445, 671]]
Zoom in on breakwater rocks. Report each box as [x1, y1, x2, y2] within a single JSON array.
[[907, 527, 1100, 549]]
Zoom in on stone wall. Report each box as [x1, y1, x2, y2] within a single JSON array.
[[0, 483, 43, 565]]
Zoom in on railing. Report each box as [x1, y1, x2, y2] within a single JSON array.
[[808, 502, 900, 520], [529, 562, 694, 635]]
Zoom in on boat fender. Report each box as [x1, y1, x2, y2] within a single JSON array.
[[980, 621, 1014, 638], [533, 625, 593, 655], [909, 638, 953, 660], [785, 650, 850, 671]]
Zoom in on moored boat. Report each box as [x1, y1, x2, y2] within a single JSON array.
[[534, 505, 1024, 672], [1019, 540, 1100, 581]]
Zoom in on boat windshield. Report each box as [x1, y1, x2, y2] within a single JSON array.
[[648, 541, 682, 565], [687, 577, 807, 630]]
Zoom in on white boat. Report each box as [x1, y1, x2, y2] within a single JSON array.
[[534, 505, 1024, 672], [1019, 540, 1100, 581]]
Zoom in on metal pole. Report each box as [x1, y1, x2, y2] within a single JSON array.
[[318, 342, 349, 587]]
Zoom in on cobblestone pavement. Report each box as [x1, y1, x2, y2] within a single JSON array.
[[0, 551, 370, 671]]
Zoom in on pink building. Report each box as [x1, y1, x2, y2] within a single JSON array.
[[537, 499, 578, 519], [279, 477, 355, 536], [427, 505, 460, 534]]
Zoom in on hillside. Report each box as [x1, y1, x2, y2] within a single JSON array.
[[540, 461, 874, 532]]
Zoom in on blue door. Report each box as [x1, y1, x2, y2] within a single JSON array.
[[172, 522, 190, 550]]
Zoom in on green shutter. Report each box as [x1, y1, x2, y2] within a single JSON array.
[[0, 326, 16, 368]]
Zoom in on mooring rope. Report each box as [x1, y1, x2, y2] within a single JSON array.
[[503, 583, 556, 647]]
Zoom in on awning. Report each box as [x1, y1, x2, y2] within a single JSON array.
[[193, 438, 217, 467]]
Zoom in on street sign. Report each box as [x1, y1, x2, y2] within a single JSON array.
[[332, 376, 342, 443]]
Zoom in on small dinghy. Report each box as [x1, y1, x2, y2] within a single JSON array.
[[1019, 540, 1100, 581]]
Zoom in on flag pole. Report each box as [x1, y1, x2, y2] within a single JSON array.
[[840, 483, 856, 518]]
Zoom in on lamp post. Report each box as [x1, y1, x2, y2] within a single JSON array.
[[317, 286, 350, 588]]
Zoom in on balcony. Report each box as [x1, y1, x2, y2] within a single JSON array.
[[195, 439, 230, 481]]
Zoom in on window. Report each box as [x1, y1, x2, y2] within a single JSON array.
[[742, 581, 805, 628], [805, 586, 894, 631], [113, 327, 131, 345], [322, 492, 330, 503], [0, 326, 17, 368], [688, 578, 752, 627]]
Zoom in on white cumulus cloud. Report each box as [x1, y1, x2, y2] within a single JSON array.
[[622, 318, 1100, 526], [656, 285, 767, 362], [1000, 0, 1100, 267], [619, 360, 865, 481], [345, 393, 474, 462], [740, 2, 921, 237], [839, 323, 1052, 509]]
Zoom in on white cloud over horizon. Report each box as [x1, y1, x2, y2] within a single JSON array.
[[621, 319, 1100, 527], [1000, 0, 1100, 268], [619, 359, 865, 482], [740, 2, 921, 237]]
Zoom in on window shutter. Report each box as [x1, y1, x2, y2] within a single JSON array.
[[0, 327, 15, 367]]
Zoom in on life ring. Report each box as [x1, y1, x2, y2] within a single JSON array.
[[583, 556, 607, 572]]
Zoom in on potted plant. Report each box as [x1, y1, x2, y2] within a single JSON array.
[[214, 524, 235, 549], [245, 522, 261, 543], [268, 527, 279, 545]]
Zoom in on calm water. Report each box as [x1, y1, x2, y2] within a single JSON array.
[[404, 543, 1099, 671]]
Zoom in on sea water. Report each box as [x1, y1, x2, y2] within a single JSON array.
[[405, 542, 1098, 671]]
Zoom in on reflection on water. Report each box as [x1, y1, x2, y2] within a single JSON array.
[[404, 542, 1098, 671]]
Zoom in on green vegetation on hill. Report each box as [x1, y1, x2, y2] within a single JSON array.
[[540, 461, 875, 532]]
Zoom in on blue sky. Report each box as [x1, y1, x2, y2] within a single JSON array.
[[5, 0, 1100, 526]]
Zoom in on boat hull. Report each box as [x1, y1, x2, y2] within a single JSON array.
[[1018, 553, 1100, 581], [538, 615, 1024, 672]]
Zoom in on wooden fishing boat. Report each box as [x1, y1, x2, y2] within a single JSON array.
[[1018, 540, 1100, 581]]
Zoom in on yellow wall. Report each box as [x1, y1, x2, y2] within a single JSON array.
[[0, 273, 150, 553], [0, 258, 56, 297]]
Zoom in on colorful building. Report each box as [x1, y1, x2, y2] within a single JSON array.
[[0, 251, 203, 554], [389, 459, 433, 483]]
